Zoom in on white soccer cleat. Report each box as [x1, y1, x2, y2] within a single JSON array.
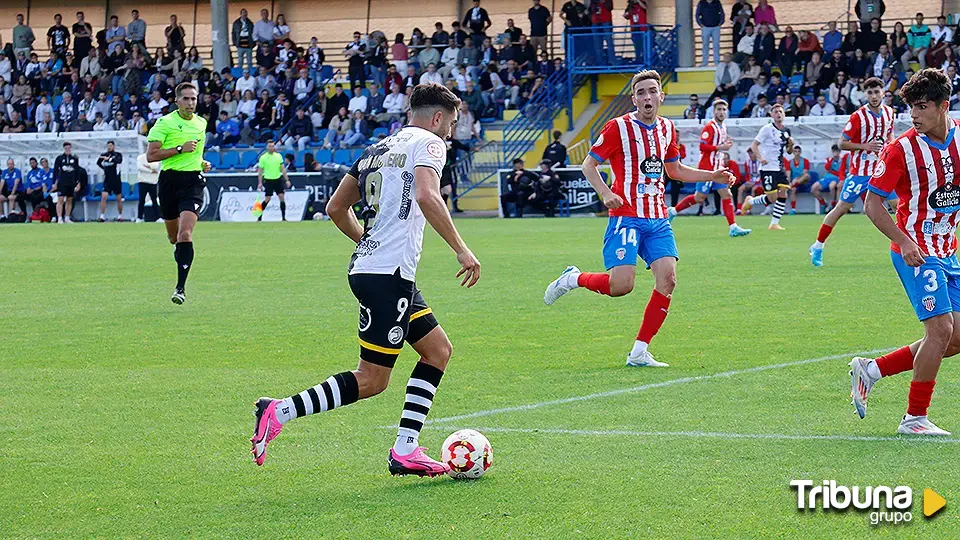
[[626, 350, 669, 368], [849, 357, 878, 419], [543, 265, 581, 305], [667, 206, 678, 222], [897, 415, 951, 436]]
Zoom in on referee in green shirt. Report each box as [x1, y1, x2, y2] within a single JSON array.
[[146, 82, 212, 305], [256, 140, 291, 221]]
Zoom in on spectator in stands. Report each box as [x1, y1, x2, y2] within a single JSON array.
[[451, 21, 468, 48], [70, 111, 92, 131], [855, 0, 885, 32], [341, 109, 368, 147], [13, 13, 35, 57], [862, 17, 886, 54], [283, 108, 313, 151], [303, 152, 321, 171], [590, 0, 615, 64], [254, 9, 275, 45], [776, 26, 798, 77], [624, 1, 650, 61], [799, 51, 822, 97], [257, 41, 276, 72], [48, 14, 70, 58], [291, 68, 313, 107], [734, 23, 756, 65], [348, 84, 368, 113], [92, 92, 110, 120], [105, 15, 126, 56], [753, 23, 776, 70], [456, 37, 481, 78], [928, 16, 953, 68], [438, 40, 461, 80], [36, 111, 57, 133], [797, 30, 822, 65], [848, 47, 869, 79], [891, 21, 908, 63], [12, 75, 31, 106], [827, 71, 850, 103], [183, 47, 203, 72], [458, 79, 481, 116], [236, 89, 256, 124], [391, 34, 410, 75], [841, 21, 862, 58], [504, 19, 522, 44], [164, 14, 185, 55], [753, 0, 776, 30], [560, 0, 591, 47], [417, 39, 441, 71], [126, 10, 145, 52], [323, 106, 350, 148], [684, 94, 705, 119], [528, 0, 552, 55], [432, 21, 451, 47], [750, 94, 770, 117], [808, 93, 835, 116], [273, 14, 291, 46], [697, 0, 725, 67], [109, 110, 127, 130], [344, 31, 367, 90], [366, 83, 386, 120], [71, 12, 93, 68], [464, 0, 493, 45], [4, 110, 25, 133], [58, 91, 76, 125], [943, 47, 958, 72], [147, 90, 168, 121], [419, 63, 443, 85], [872, 43, 896, 77], [78, 47, 100, 79], [821, 21, 843, 56], [516, 35, 537, 72], [379, 83, 405, 122], [904, 13, 931, 70], [764, 71, 787, 101], [236, 68, 256, 97], [835, 94, 853, 114], [501, 158, 537, 217], [256, 66, 277, 96], [270, 92, 291, 129], [707, 53, 740, 106], [788, 95, 808, 118]]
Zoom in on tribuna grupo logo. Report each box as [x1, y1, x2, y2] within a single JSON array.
[[791, 480, 915, 525]]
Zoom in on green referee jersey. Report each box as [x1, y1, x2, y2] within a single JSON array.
[[258, 151, 285, 180], [146, 110, 207, 171]]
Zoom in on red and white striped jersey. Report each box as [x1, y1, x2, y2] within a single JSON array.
[[698, 119, 727, 170], [869, 123, 960, 258], [842, 104, 896, 177], [589, 113, 680, 219]]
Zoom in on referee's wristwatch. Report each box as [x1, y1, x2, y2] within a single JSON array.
[[176, 145, 184, 154]]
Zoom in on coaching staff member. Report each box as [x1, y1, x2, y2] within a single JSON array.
[[146, 82, 212, 305]]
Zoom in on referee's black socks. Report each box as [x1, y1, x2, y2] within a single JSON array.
[[174, 242, 194, 290], [280, 201, 286, 220]]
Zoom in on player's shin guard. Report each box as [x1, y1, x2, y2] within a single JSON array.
[[721, 198, 735, 225], [394, 361, 444, 455], [174, 242, 194, 289], [636, 289, 671, 346], [276, 371, 360, 424], [280, 201, 286, 220], [907, 380, 936, 417], [674, 195, 697, 213], [876, 346, 915, 377], [770, 197, 786, 225], [577, 272, 611, 296]]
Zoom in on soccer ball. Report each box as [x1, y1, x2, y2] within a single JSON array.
[[441, 429, 492, 479]]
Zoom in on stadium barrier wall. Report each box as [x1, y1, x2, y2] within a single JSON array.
[[203, 169, 345, 221], [497, 167, 611, 218], [219, 190, 311, 222]]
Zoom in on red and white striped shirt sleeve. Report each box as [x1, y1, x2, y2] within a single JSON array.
[[868, 143, 906, 198], [842, 113, 862, 143], [589, 119, 622, 163]]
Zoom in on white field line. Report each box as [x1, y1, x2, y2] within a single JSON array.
[[426, 348, 895, 425], [441, 426, 960, 444]]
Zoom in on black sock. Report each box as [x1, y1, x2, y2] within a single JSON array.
[[174, 241, 194, 290], [281, 371, 360, 422], [280, 201, 286, 219]]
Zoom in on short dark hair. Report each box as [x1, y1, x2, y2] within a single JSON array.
[[862, 77, 884, 90], [900, 68, 951, 106], [267, 139, 276, 145], [553, 130, 562, 140], [175, 82, 198, 99], [409, 83, 461, 115], [512, 158, 524, 165], [831, 143, 840, 152], [63, 142, 71, 147], [107, 140, 114, 145]]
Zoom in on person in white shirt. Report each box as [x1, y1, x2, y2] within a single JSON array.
[[849, 78, 867, 107], [348, 86, 368, 113], [293, 68, 314, 105], [35, 95, 53, 122], [237, 89, 257, 125], [808, 94, 836, 116], [135, 152, 160, 223], [378, 83, 405, 123], [92, 113, 110, 131], [147, 91, 169, 121], [873, 44, 893, 78], [734, 23, 756, 63], [750, 95, 771, 118], [36, 112, 58, 133], [419, 63, 444, 85], [0, 56, 12, 83], [235, 69, 256, 97], [438, 44, 460, 80], [79, 48, 101, 79], [743, 104, 795, 229], [930, 15, 953, 64]]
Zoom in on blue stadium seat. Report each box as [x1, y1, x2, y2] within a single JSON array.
[[315, 149, 333, 164], [253, 141, 267, 148], [334, 149, 353, 165], [295, 150, 307, 167], [126, 183, 139, 199], [203, 152, 221, 169], [315, 129, 328, 141], [231, 67, 243, 78], [352, 148, 367, 160], [234, 143, 250, 149], [361, 88, 370, 97], [240, 150, 260, 169], [219, 152, 239, 169], [730, 96, 747, 117], [53, 94, 63, 109], [373, 127, 388, 138], [788, 74, 803, 92]]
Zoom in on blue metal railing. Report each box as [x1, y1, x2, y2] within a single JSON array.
[[589, 77, 634, 142], [564, 25, 679, 75]]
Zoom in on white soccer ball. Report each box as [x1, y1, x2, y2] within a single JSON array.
[[312, 212, 325, 221], [441, 429, 493, 479]]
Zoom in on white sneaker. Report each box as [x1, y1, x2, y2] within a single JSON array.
[[849, 357, 879, 419], [626, 350, 670, 367], [135, 218, 144, 223], [64, 217, 74, 223], [761, 206, 772, 216], [52, 217, 58, 223], [543, 265, 581, 305], [897, 414, 951, 436]]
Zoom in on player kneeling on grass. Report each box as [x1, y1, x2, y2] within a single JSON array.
[[809, 144, 845, 215], [810, 77, 896, 267], [543, 70, 735, 368], [741, 103, 794, 230], [850, 68, 958, 436], [667, 99, 751, 238], [249, 83, 482, 476]]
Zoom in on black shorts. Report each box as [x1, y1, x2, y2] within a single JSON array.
[[0, 186, 10, 198], [57, 180, 76, 197], [158, 170, 205, 220], [103, 177, 123, 196], [348, 270, 439, 368], [761, 171, 789, 192], [264, 179, 284, 196]]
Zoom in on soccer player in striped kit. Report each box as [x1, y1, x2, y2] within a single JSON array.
[[849, 69, 959, 436], [810, 77, 896, 267], [543, 70, 735, 367], [667, 99, 751, 237]]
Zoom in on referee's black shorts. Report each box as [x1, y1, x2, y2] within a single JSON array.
[[263, 179, 284, 196], [158, 170, 205, 220]]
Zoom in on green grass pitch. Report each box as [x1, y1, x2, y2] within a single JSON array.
[[2, 215, 956, 537]]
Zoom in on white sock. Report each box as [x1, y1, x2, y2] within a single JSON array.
[[275, 401, 295, 424], [866, 360, 881, 380], [729, 223, 737, 230], [631, 340, 648, 356], [394, 434, 419, 455], [812, 241, 824, 249]]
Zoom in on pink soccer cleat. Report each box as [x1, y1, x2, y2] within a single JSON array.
[[388, 447, 451, 477], [250, 398, 284, 466]]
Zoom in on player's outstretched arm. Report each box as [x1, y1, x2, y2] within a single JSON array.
[[665, 160, 735, 185], [326, 173, 365, 243], [415, 166, 481, 287], [864, 192, 922, 266], [582, 155, 622, 209]]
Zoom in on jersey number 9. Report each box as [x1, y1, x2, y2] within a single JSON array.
[[361, 171, 383, 226]]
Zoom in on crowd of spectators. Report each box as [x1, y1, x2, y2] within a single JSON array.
[[0, 1, 577, 157], [697, 3, 960, 120]]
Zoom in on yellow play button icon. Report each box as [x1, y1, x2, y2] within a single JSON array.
[[924, 489, 946, 518]]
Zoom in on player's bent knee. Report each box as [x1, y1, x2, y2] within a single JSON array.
[[609, 280, 634, 297]]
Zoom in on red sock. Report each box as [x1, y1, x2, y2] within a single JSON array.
[[875, 346, 914, 377], [721, 198, 735, 225], [907, 380, 936, 416], [636, 289, 671, 344], [674, 195, 697, 212], [577, 272, 611, 296], [816, 197, 826, 206], [790, 200, 797, 209], [816, 224, 834, 243]]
